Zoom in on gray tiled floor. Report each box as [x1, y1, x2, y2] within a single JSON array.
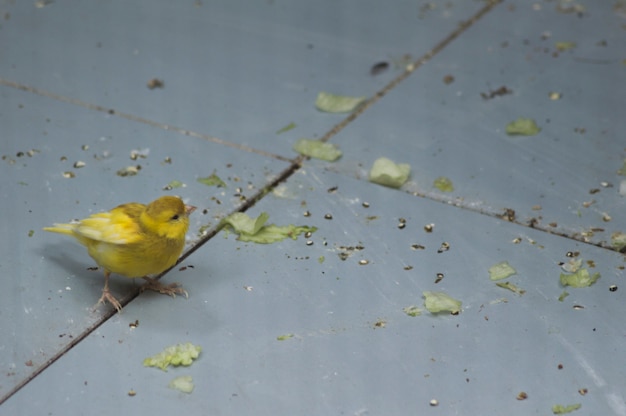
[[1, 1, 625, 415]]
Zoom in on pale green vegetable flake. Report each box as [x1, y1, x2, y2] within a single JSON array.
[[293, 138, 342, 161], [403, 305, 422, 317], [197, 173, 226, 188], [221, 212, 316, 244], [143, 343, 202, 371], [168, 376, 195, 394], [276, 122, 296, 135], [552, 403, 581, 414], [610, 231, 626, 252], [488, 261, 517, 281], [277, 334, 294, 341], [315, 91, 366, 113], [506, 118, 541, 136], [559, 268, 600, 288], [496, 281, 525, 295], [558, 290, 570, 302], [433, 176, 454, 192], [368, 157, 411, 188], [423, 291, 462, 314]]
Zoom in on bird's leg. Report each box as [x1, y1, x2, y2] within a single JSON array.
[[96, 270, 122, 312], [140, 276, 188, 299]]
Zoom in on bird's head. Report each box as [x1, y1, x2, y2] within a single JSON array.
[[140, 196, 196, 239]]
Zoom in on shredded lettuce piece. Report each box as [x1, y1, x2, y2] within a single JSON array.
[[555, 41, 576, 52], [423, 291, 462, 314], [315, 92, 366, 113], [611, 231, 626, 252], [277, 334, 294, 341], [168, 376, 194, 394], [143, 343, 202, 371], [221, 212, 316, 244], [433, 176, 454, 192], [276, 122, 296, 135], [369, 157, 411, 188], [559, 268, 600, 288], [403, 305, 422, 317], [506, 118, 541, 136], [552, 403, 581, 414], [558, 290, 569, 302], [496, 281, 525, 295], [489, 261, 517, 281], [197, 173, 227, 188], [293, 138, 342, 161]]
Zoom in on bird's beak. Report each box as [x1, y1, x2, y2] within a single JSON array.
[[185, 205, 197, 216]]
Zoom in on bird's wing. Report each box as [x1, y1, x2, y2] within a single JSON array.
[[73, 203, 145, 245]]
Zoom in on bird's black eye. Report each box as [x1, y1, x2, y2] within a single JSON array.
[[170, 214, 180, 221]]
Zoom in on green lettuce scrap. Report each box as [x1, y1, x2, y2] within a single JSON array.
[[277, 334, 294, 341], [168, 376, 194, 394], [489, 261, 517, 281], [423, 291, 462, 314], [143, 343, 202, 371], [555, 41, 576, 52], [552, 403, 581, 414], [506, 118, 541, 136], [558, 290, 569, 302], [315, 91, 366, 113], [559, 268, 600, 288], [433, 176, 454, 192], [221, 212, 317, 244], [496, 281, 526, 295], [403, 305, 422, 317], [276, 122, 296, 135], [197, 173, 227, 188], [610, 231, 626, 252], [293, 138, 342, 161], [369, 157, 411, 188]]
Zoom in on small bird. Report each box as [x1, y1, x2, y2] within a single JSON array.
[[44, 196, 196, 311]]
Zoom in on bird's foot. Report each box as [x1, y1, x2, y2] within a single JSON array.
[[141, 276, 188, 299], [96, 288, 122, 312]]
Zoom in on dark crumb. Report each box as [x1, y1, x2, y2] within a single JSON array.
[[516, 391, 528, 400], [501, 208, 516, 222], [146, 78, 164, 89], [370, 61, 389, 76], [480, 86, 513, 100], [527, 217, 539, 228], [327, 186, 338, 193], [442, 74, 455, 85], [558, 363, 564, 369]]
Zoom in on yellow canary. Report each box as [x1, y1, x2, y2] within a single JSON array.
[[44, 196, 196, 311]]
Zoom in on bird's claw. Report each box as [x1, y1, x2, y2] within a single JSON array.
[[96, 289, 122, 312], [141, 277, 188, 299]]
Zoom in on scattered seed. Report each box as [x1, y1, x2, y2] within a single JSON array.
[[572, 305, 585, 310], [442, 74, 455, 85], [358, 259, 369, 265], [437, 242, 450, 253], [435, 273, 444, 284], [404, 265, 413, 271], [411, 244, 425, 250], [370, 61, 389, 76], [373, 319, 386, 328], [243, 285, 253, 291], [609, 285, 618, 292], [600, 181, 611, 188], [566, 251, 579, 257], [424, 223, 434, 233], [602, 213, 611, 222], [163, 156, 172, 164], [304, 231, 312, 238], [129, 320, 139, 329], [512, 237, 522, 244], [516, 392, 528, 400], [146, 78, 164, 89], [558, 363, 564, 369], [62, 171, 75, 178], [303, 210, 311, 217], [578, 388, 588, 396], [73, 161, 86, 168], [306, 240, 314, 246], [324, 213, 333, 220], [429, 399, 439, 407], [128, 389, 137, 397], [327, 186, 338, 193], [397, 222, 406, 229], [362, 202, 370, 208], [81, 144, 90, 151]]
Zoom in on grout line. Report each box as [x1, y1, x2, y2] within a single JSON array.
[[317, 0, 503, 144], [0, 1, 503, 405], [0, 77, 294, 163]]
